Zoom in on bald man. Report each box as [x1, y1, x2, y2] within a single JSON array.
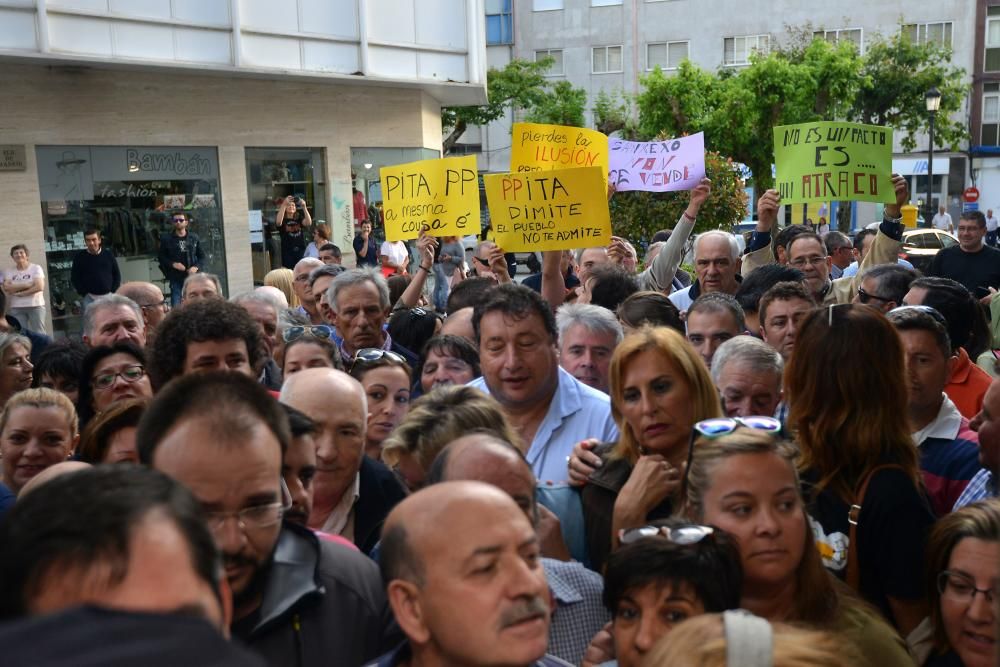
[[440, 306, 475, 342], [376, 481, 563, 667], [280, 368, 406, 554], [117, 281, 169, 339], [428, 435, 608, 666]]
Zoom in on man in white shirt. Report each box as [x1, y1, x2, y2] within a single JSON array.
[[932, 205, 954, 233], [986, 208, 998, 247]]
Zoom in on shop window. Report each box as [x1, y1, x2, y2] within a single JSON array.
[[35, 146, 226, 339], [245, 148, 327, 281], [350, 147, 441, 247]]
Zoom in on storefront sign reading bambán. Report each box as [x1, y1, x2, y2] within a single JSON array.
[[126, 149, 211, 176]]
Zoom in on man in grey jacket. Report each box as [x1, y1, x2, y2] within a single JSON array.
[[138, 371, 400, 666]]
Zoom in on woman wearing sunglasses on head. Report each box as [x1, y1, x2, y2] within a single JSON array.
[[788, 305, 935, 642], [579, 326, 723, 572], [280, 325, 343, 376], [582, 518, 743, 667], [683, 425, 913, 667], [77, 342, 153, 427], [923, 499, 999, 667], [349, 348, 412, 460]]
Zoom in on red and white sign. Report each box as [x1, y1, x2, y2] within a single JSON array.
[[963, 187, 980, 203]]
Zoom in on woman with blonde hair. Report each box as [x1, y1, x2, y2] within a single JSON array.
[[643, 611, 860, 667], [381, 384, 520, 491], [787, 304, 934, 637], [683, 427, 912, 666], [264, 267, 298, 307], [580, 325, 722, 571], [0, 388, 78, 497], [923, 499, 999, 667]]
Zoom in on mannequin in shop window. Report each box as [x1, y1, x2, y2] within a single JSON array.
[[275, 195, 312, 270], [157, 213, 204, 308]]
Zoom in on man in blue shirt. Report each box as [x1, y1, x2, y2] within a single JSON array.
[[468, 284, 618, 483]]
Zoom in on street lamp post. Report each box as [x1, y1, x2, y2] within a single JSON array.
[[925, 87, 942, 228]]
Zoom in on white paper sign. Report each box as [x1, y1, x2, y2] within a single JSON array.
[[608, 132, 706, 192]]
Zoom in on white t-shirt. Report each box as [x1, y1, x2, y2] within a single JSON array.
[[5, 263, 44, 308], [932, 212, 953, 231], [379, 240, 409, 268], [986, 215, 999, 232]]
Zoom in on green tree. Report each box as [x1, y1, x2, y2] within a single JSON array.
[[592, 89, 634, 136], [852, 31, 967, 152], [609, 151, 749, 243], [441, 58, 553, 154], [524, 80, 587, 127]]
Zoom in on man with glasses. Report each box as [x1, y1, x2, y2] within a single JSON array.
[[292, 257, 325, 326], [117, 282, 169, 341], [756, 174, 908, 304], [157, 212, 204, 308], [928, 210, 1000, 303], [280, 367, 405, 554], [852, 263, 916, 314], [139, 372, 398, 666]]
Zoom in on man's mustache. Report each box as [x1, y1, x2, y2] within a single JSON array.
[[498, 596, 550, 629]]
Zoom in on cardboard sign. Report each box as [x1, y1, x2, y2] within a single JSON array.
[[380, 156, 480, 241], [773, 121, 894, 204], [511, 122, 609, 185], [484, 166, 611, 252], [609, 133, 706, 192]]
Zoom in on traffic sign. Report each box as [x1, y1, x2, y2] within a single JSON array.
[[964, 187, 980, 203]]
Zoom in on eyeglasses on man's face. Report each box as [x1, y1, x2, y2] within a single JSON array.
[[201, 478, 292, 536], [856, 287, 892, 305], [788, 255, 828, 269]]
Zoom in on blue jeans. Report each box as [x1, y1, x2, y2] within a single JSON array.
[[431, 263, 449, 312], [169, 277, 185, 307]]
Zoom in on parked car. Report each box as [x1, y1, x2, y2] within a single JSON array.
[[899, 228, 958, 273]]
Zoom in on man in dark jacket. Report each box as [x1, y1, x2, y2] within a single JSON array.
[[71, 227, 121, 310], [138, 372, 399, 666], [158, 213, 205, 308], [280, 368, 407, 554]]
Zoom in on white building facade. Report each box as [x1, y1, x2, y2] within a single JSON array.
[[0, 0, 486, 337]]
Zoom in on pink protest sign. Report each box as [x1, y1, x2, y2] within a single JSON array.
[[608, 132, 705, 192]]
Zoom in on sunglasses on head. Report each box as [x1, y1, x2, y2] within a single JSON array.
[[349, 348, 408, 373], [681, 416, 783, 499], [619, 523, 715, 546], [282, 324, 333, 343]]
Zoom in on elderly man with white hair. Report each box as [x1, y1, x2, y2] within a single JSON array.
[[555, 303, 623, 394], [668, 230, 742, 313], [709, 335, 784, 420]]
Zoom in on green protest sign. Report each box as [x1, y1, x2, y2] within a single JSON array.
[[773, 122, 894, 204]]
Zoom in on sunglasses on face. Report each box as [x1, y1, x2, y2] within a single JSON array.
[[349, 348, 407, 374], [680, 416, 783, 499]]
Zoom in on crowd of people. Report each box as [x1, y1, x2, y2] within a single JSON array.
[[0, 174, 998, 667]]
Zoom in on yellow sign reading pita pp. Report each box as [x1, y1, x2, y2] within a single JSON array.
[[380, 155, 480, 241], [484, 166, 611, 252], [511, 122, 609, 186]]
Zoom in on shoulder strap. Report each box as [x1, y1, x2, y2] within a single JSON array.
[[845, 464, 906, 591]]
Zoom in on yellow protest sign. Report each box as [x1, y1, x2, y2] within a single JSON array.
[[773, 121, 894, 204], [380, 156, 480, 241], [485, 166, 610, 252], [510, 122, 609, 185]]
